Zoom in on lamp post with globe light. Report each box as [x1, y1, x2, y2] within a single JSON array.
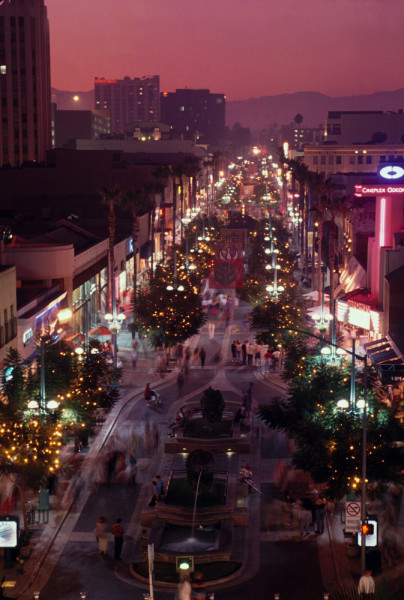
[[104, 312, 125, 368]]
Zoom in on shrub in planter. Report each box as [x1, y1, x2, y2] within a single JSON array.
[[200, 387, 225, 423]]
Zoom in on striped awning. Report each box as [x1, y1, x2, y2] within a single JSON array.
[[364, 338, 404, 383]]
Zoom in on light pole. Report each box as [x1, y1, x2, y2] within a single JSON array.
[[104, 312, 125, 368]]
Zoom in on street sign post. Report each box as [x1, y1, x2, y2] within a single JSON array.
[[147, 543, 154, 600], [345, 501, 361, 533]]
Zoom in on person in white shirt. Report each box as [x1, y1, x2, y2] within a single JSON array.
[[358, 569, 375, 599]]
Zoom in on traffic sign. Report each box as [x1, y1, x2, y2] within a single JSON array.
[[345, 501, 361, 533]]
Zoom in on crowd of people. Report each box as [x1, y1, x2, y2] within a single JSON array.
[[230, 340, 284, 372]]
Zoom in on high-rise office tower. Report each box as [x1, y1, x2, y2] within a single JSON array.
[[0, 0, 51, 167], [94, 75, 160, 135], [161, 89, 226, 145]]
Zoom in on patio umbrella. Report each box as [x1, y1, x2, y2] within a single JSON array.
[[65, 333, 86, 346], [88, 326, 112, 341], [302, 290, 330, 302]]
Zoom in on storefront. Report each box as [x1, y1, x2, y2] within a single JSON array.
[[336, 293, 382, 340]]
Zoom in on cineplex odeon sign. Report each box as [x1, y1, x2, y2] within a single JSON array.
[[355, 184, 404, 197]]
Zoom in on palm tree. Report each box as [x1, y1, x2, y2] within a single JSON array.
[[183, 155, 201, 210], [152, 165, 171, 263], [285, 157, 309, 273], [321, 189, 348, 312], [172, 163, 186, 244], [123, 188, 152, 307], [311, 175, 335, 312], [100, 183, 124, 313]]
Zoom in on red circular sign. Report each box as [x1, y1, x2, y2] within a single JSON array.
[[346, 502, 360, 517]]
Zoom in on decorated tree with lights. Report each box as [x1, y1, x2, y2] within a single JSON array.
[[258, 358, 404, 499], [0, 348, 64, 534], [59, 341, 121, 449], [133, 260, 207, 351]]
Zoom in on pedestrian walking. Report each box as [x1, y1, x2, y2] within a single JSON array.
[[111, 518, 124, 560], [208, 321, 215, 339], [199, 347, 206, 367], [254, 342, 262, 366], [358, 569, 375, 599], [191, 571, 207, 600], [241, 340, 247, 364], [177, 369, 185, 398], [192, 347, 199, 366], [94, 516, 108, 555], [175, 572, 192, 600], [315, 495, 327, 534], [231, 341, 237, 362], [149, 480, 159, 506], [155, 475, 165, 498], [247, 342, 254, 365], [235, 340, 242, 362], [264, 349, 272, 373], [272, 348, 281, 372]]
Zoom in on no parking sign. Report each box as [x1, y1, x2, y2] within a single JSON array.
[[345, 501, 361, 533]]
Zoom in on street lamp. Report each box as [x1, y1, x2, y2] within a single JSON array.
[[104, 312, 125, 368]]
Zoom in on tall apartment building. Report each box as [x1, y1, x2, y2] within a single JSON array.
[[94, 75, 160, 134], [0, 0, 51, 167], [160, 88, 226, 145]]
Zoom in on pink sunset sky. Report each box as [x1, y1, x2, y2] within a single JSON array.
[[46, 0, 404, 101]]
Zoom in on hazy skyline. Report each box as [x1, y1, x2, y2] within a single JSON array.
[[46, 0, 404, 101]]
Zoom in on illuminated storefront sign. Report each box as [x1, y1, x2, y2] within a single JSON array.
[[355, 184, 404, 197], [379, 165, 404, 180], [336, 300, 381, 333], [22, 328, 34, 346]]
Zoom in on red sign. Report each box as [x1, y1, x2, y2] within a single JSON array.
[[209, 259, 243, 289], [215, 242, 243, 261], [355, 184, 404, 197], [94, 78, 118, 85], [348, 300, 371, 312]]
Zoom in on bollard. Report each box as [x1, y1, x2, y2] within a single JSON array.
[[274, 595, 280, 600], [208, 594, 215, 600], [324, 595, 330, 600], [80, 593, 86, 600], [33, 593, 40, 600]]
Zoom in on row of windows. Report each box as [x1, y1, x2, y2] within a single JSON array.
[[312, 154, 375, 165], [0, 16, 25, 28]]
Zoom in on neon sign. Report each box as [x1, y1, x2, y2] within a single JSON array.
[[355, 184, 404, 197], [379, 165, 404, 180]]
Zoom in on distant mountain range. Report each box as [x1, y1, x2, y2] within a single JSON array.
[[51, 87, 404, 134]]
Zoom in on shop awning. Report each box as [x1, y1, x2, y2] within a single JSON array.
[[364, 337, 404, 383], [364, 338, 390, 355]]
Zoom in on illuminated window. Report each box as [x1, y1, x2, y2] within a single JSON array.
[[0, 65, 6, 75], [180, 106, 185, 111]]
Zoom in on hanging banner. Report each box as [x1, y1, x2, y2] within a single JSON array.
[[208, 242, 243, 289], [240, 184, 254, 200]]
